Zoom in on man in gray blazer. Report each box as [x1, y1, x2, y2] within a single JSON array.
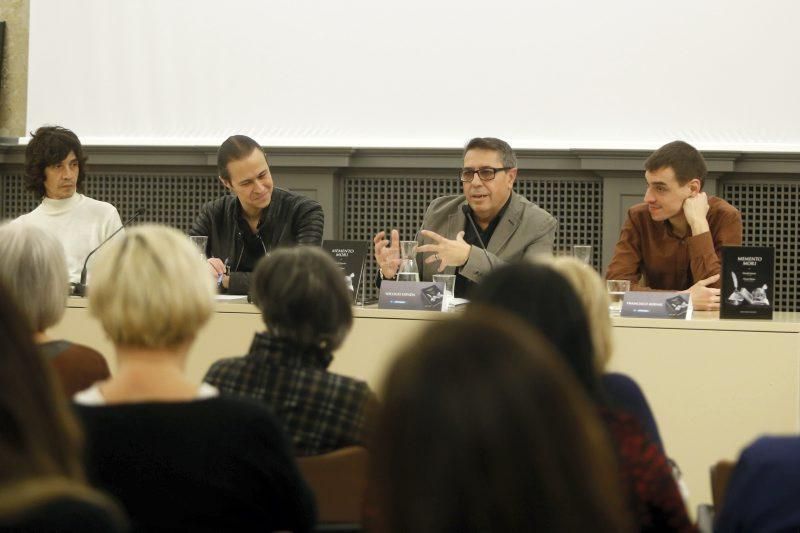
[[374, 137, 557, 296]]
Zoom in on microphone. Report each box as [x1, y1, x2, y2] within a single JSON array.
[[72, 208, 146, 296], [461, 204, 494, 271]]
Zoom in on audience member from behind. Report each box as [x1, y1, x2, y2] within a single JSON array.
[[548, 256, 664, 451], [73, 225, 315, 532], [17, 126, 124, 285], [0, 222, 110, 396], [370, 314, 633, 533], [0, 283, 126, 532], [205, 246, 377, 456], [715, 435, 800, 532], [469, 263, 695, 533], [189, 134, 324, 295]]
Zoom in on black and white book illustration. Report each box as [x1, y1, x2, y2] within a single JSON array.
[[721, 246, 774, 319]]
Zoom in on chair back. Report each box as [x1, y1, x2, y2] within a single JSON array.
[[710, 459, 736, 511], [298, 446, 368, 526]]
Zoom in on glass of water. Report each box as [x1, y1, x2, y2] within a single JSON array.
[[607, 279, 630, 316], [573, 245, 592, 266], [397, 241, 420, 282], [433, 274, 456, 310], [188, 235, 208, 260]]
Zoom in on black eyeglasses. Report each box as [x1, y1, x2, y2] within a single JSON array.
[[459, 167, 511, 182]]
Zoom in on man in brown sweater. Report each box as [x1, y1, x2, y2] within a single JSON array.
[[606, 140, 742, 310]]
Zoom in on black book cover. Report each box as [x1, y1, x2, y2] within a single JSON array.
[[720, 246, 774, 319], [322, 240, 369, 304]]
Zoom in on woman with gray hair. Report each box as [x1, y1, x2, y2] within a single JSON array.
[[0, 221, 109, 396], [204, 246, 377, 456]]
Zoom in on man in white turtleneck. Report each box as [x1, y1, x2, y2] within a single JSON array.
[[16, 126, 123, 286]]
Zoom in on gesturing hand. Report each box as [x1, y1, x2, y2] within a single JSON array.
[[418, 230, 471, 273], [373, 229, 401, 279]]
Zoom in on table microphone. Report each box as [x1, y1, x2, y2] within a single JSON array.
[[72, 207, 146, 296], [461, 204, 494, 270]]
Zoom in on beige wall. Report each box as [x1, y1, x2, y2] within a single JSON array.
[[0, 0, 28, 138]]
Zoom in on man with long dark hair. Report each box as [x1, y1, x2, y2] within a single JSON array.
[[17, 126, 123, 285]]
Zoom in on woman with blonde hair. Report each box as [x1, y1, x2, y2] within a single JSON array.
[[0, 283, 125, 531], [74, 225, 315, 532], [0, 222, 110, 396], [546, 256, 664, 451]]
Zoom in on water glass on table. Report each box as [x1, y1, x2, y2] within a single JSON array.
[[572, 245, 592, 266], [188, 235, 208, 260], [607, 279, 630, 316], [433, 274, 456, 310]]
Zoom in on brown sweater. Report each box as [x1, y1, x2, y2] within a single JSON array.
[[39, 341, 111, 397], [606, 196, 742, 290]]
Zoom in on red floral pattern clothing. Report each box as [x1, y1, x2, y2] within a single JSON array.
[[600, 407, 696, 533]]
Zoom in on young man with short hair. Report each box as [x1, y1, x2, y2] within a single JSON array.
[[606, 140, 743, 310]]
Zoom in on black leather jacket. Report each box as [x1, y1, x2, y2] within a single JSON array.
[[189, 188, 324, 294]]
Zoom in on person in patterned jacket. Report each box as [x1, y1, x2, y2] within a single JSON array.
[[204, 246, 376, 456]]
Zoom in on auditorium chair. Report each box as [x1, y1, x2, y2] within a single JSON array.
[[297, 446, 368, 533], [696, 459, 736, 533]]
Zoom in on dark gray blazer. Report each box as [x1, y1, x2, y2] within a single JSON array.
[[417, 192, 557, 282]]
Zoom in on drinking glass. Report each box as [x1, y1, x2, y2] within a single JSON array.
[[572, 245, 592, 266], [397, 241, 420, 282], [433, 274, 456, 310], [189, 235, 208, 260], [607, 279, 630, 316]]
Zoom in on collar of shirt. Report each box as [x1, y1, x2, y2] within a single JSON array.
[[247, 331, 333, 370]]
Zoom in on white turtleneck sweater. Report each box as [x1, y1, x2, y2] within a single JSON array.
[[16, 194, 123, 284]]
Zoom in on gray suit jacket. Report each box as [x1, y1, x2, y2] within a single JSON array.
[[418, 192, 557, 282]]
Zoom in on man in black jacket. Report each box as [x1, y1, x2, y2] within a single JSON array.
[[190, 135, 324, 295]]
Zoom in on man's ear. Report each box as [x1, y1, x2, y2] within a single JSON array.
[[507, 167, 518, 186], [687, 178, 702, 196], [218, 176, 231, 191]]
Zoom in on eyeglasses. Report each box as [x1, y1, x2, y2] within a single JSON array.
[[459, 167, 511, 182]]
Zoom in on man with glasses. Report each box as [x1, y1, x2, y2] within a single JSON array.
[[190, 135, 324, 295], [374, 137, 557, 296]]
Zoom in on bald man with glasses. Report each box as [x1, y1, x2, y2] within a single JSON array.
[[374, 137, 557, 297]]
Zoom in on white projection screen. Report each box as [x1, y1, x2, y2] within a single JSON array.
[[26, 0, 800, 150]]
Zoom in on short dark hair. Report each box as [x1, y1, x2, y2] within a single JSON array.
[[644, 140, 707, 187], [252, 247, 353, 351], [463, 137, 517, 168], [373, 312, 633, 532], [217, 135, 263, 181], [24, 126, 87, 198], [468, 261, 603, 402]]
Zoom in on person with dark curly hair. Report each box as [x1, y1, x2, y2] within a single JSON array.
[[16, 125, 123, 285]]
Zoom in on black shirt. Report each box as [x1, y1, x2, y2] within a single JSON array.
[[75, 397, 316, 532], [456, 195, 513, 297], [234, 206, 271, 273]]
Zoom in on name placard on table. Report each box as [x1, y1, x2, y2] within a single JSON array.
[[379, 281, 445, 311], [621, 291, 692, 319]]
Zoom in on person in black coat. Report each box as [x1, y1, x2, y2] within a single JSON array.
[[190, 134, 324, 294]]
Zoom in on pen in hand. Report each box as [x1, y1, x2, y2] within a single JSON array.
[[217, 258, 229, 289]]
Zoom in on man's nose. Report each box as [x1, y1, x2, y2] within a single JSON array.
[[644, 188, 655, 203]]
